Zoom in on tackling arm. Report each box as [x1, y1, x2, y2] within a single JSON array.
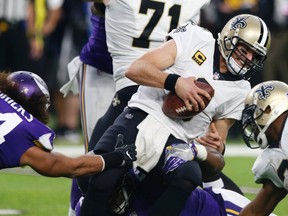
[[20, 139, 136, 178], [163, 142, 224, 175], [21, 146, 105, 177], [199, 145, 225, 179]]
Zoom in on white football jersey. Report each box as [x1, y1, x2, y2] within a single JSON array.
[[104, 0, 211, 91], [181, 79, 250, 141], [252, 118, 288, 191], [252, 148, 288, 191], [129, 21, 251, 141]]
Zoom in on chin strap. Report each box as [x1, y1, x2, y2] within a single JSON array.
[[228, 56, 249, 77], [256, 115, 273, 149]]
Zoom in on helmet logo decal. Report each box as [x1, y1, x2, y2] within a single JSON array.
[[255, 84, 274, 100], [192, 50, 206, 65], [230, 16, 248, 30], [22, 87, 29, 95]]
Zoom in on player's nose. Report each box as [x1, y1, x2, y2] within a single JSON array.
[[246, 50, 254, 61]]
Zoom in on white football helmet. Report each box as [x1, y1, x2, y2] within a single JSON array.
[[241, 81, 288, 149], [218, 14, 271, 79]]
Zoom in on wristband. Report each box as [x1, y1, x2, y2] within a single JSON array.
[[164, 74, 180, 92], [194, 143, 208, 161], [100, 151, 124, 171]]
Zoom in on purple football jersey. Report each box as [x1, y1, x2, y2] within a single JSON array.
[[129, 187, 243, 216], [180, 187, 228, 216], [80, 15, 113, 74], [0, 92, 55, 169]]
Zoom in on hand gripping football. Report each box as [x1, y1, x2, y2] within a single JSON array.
[[162, 78, 214, 120]]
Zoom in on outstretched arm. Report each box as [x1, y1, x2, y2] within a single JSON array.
[[20, 139, 136, 178], [198, 145, 225, 178], [21, 147, 104, 177], [163, 141, 224, 174]]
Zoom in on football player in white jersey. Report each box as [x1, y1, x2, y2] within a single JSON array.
[[239, 80, 288, 215], [88, 0, 211, 149], [87, 0, 243, 195], [126, 14, 270, 186], [80, 14, 271, 216]]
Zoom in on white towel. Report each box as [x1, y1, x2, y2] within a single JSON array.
[[133, 114, 170, 172], [60, 56, 82, 97]]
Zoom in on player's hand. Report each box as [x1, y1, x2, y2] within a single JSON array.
[[195, 122, 223, 153], [114, 134, 137, 166], [162, 143, 197, 173], [99, 134, 137, 171], [175, 76, 211, 111]]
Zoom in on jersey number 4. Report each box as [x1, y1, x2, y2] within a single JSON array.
[[132, 0, 181, 48], [0, 113, 22, 145]]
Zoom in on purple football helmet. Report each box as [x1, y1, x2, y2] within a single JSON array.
[[7, 71, 50, 108]]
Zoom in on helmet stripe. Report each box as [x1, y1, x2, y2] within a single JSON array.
[[258, 18, 269, 47]]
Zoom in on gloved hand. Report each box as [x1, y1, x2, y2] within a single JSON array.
[[100, 134, 137, 171], [163, 142, 197, 174], [114, 134, 137, 166]]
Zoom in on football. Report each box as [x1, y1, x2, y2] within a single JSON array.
[[162, 78, 214, 120]]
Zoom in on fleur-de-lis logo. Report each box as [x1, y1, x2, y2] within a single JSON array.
[[230, 16, 248, 30], [255, 84, 274, 100], [112, 94, 121, 107], [174, 23, 189, 33], [213, 72, 221, 80]]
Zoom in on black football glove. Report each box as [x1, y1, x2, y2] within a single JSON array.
[[114, 134, 137, 166], [100, 134, 137, 170]]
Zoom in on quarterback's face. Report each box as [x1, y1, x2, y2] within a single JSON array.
[[232, 43, 255, 69]]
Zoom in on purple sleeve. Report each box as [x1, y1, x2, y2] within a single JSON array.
[[80, 15, 113, 74], [0, 98, 55, 169]]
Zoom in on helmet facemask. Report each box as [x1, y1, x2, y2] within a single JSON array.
[[242, 104, 272, 149], [242, 104, 267, 149], [222, 36, 267, 80]]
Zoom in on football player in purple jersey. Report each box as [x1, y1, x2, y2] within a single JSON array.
[[0, 71, 136, 177], [75, 175, 276, 216]]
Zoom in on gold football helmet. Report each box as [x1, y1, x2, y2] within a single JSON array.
[[218, 14, 271, 79], [242, 81, 288, 149]]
